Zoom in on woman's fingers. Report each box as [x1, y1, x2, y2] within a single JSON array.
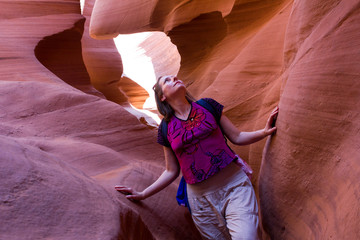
[[267, 114, 276, 127], [115, 186, 144, 201], [114, 186, 130, 191], [263, 106, 279, 136], [269, 107, 279, 124], [271, 106, 279, 116], [115, 186, 133, 195]]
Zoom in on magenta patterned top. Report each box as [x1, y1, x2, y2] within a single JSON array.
[[157, 98, 237, 184]]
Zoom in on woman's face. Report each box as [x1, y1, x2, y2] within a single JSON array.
[[159, 75, 186, 101]]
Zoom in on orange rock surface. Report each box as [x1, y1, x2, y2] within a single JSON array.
[[89, 0, 360, 238], [0, 0, 197, 239], [1, 0, 359, 240]]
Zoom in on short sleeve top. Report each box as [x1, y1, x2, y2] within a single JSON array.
[[157, 98, 237, 184]]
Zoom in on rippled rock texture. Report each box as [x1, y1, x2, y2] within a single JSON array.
[[0, 0, 196, 239], [1, 0, 359, 239]]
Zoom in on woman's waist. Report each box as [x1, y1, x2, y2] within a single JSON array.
[[187, 161, 248, 196]]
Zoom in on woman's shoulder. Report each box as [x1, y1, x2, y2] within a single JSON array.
[[199, 97, 216, 103], [196, 98, 224, 118], [197, 98, 223, 108]]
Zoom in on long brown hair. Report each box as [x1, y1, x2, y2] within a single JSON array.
[[153, 76, 196, 122]]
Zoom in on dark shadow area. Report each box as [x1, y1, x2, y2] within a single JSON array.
[[34, 18, 102, 97], [119, 209, 156, 240], [168, 11, 227, 76]]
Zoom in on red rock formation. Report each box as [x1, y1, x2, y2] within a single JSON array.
[[2, 0, 359, 239], [90, 0, 360, 239], [0, 133, 153, 240], [81, 0, 126, 104], [0, 0, 196, 239], [34, 18, 102, 96], [260, 0, 360, 239], [89, 0, 236, 36]]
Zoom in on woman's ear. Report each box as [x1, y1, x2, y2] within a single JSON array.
[[161, 95, 166, 102]]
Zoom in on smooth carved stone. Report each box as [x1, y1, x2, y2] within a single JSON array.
[[0, 0, 195, 239], [90, 0, 360, 239], [1, 0, 359, 239]]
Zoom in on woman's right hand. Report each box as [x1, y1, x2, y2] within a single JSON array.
[[114, 186, 146, 201]]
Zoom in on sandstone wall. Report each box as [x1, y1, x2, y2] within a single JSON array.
[[90, 0, 360, 239], [0, 0, 198, 239], [1, 0, 359, 239], [260, 0, 360, 239]]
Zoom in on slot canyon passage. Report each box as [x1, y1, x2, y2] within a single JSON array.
[[0, 0, 359, 239]]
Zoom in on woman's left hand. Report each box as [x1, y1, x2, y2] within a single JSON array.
[[114, 186, 145, 201], [263, 106, 279, 136]]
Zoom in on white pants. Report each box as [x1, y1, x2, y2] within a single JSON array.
[[187, 162, 259, 240]]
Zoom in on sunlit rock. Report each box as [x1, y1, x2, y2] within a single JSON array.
[[1, 0, 359, 239], [90, 0, 360, 239]]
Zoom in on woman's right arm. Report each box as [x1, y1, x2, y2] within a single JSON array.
[[115, 146, 180, 201]]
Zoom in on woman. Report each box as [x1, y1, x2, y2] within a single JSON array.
[[115, 75, 279, 240]]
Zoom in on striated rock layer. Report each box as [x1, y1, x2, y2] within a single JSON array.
[[90, 0, 360, 239], [260, 0, 360, 239], [1, 0, 359, 239], [0, 0, 198, 239], [81, 0, 126, 104]]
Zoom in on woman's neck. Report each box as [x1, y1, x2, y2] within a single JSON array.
[[168, 97, 191, 120]]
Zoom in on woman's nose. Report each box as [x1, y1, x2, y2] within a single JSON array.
[[173, 76, 178, 81]]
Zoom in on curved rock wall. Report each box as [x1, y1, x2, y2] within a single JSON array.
[[1, 0, 359, 239], [89, 0, 236, 37], [0, 0, 199, 239], [90, 0, 360, 239], [260, 0, 360, 239], [81, 0, 126, 104]]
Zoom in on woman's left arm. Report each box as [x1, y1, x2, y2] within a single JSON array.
[[220, 106, 279, 145]]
